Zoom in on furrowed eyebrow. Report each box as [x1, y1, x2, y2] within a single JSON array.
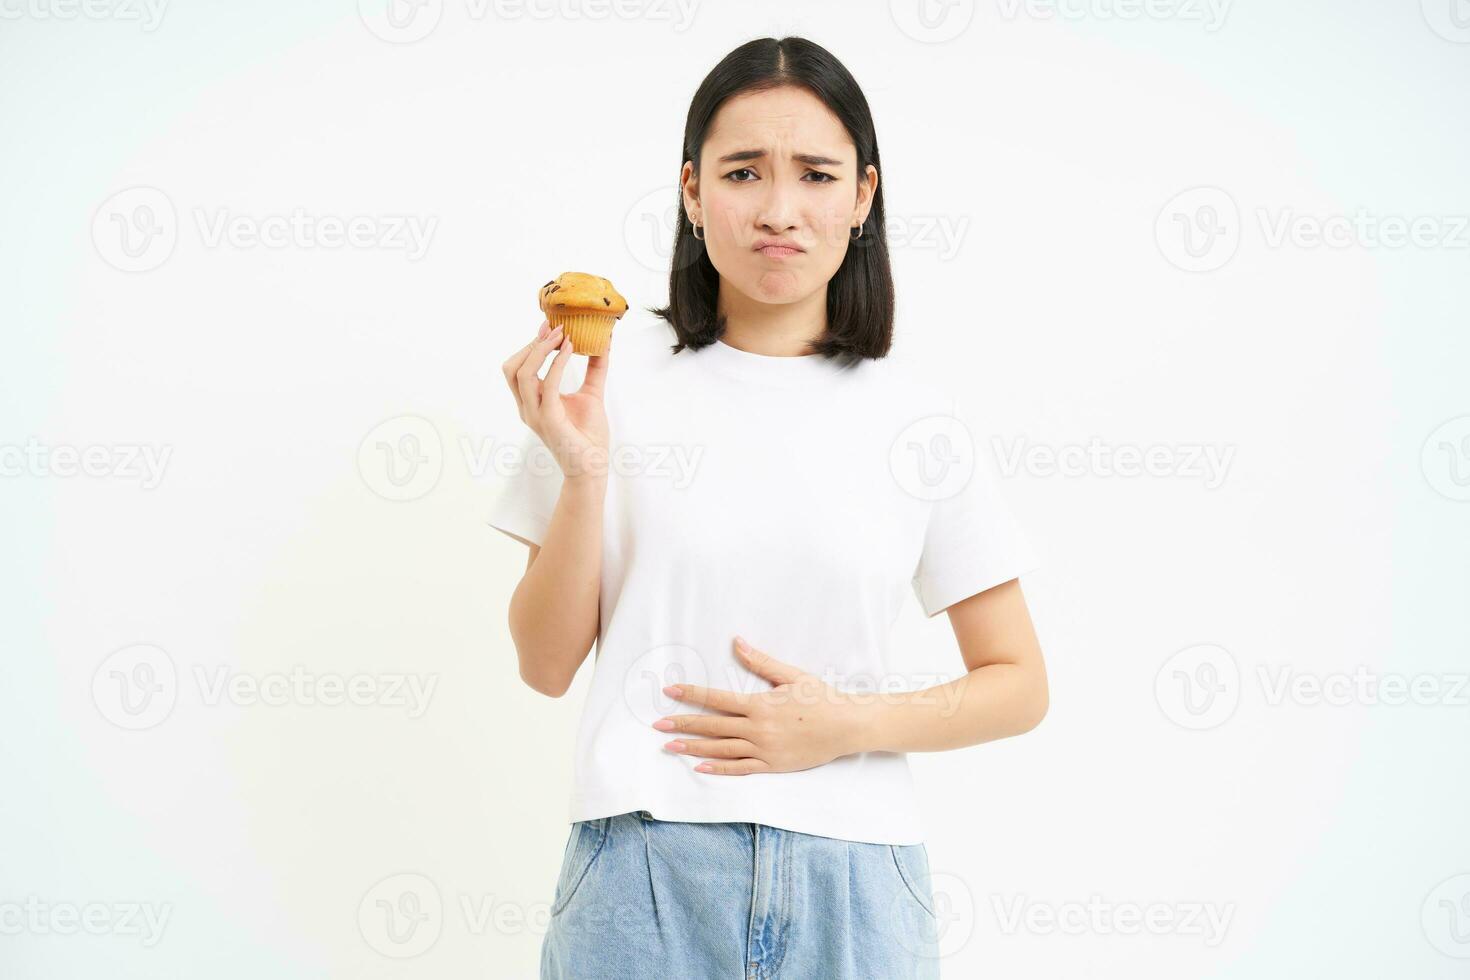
[[716, 149, 844, 167]]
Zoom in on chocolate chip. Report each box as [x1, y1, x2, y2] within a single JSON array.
[[603, 297, 610, 305], [548, 285, 560, 293], [542, 280, 554, 288]]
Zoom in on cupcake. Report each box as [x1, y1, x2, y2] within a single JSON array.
[[537, 272, 627, 356]]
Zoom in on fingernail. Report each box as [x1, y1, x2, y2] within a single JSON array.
[[665, 740, 685, 751], [695, 763, 713, 772], [653, 718, 675, 731], [538, 322, 548, 339]]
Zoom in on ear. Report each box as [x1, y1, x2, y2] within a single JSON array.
[[681, 160, 700, 222], [854, 163, 878, 227]]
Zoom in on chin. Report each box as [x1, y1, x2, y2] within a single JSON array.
[[733, 267, 805, 303]]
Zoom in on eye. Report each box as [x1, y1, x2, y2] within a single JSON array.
[[722, 168, 838, 184]]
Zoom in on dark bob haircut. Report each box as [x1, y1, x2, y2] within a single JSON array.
[[648, 36, 895, 362]]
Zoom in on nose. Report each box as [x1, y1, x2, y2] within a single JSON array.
[[754, 175, 799, 236]]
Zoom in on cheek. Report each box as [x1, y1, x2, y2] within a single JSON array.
[[809, 197, 855, 264], [803, 219, 850, 282], [702, 194, 852, 300]]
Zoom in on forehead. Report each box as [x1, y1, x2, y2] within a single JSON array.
[[704, 86, 850, 155]]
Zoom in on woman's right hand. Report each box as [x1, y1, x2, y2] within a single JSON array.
[[501, 319, 611, 481]]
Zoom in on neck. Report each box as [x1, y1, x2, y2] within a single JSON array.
[[715, 277, 826, 356]]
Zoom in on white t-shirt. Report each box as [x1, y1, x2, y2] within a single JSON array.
[[485, 314, 1040, 845]]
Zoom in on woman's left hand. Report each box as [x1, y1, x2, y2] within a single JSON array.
[[653, 637, 872, 775]]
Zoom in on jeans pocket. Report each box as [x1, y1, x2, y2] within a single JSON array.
[[550, 818, 611, 918], [887, 843, 937, 919]]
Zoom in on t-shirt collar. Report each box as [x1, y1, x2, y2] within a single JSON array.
[[694, 336, 856, 387]]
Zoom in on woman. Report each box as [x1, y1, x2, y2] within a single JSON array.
[[489, 36, 1048, 979]]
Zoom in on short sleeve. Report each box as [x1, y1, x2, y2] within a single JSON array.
[[910, 393, 1041, 618], [484, 426, 565, 548]]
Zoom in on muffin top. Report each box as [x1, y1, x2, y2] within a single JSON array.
[[538, 272, 628, 318]]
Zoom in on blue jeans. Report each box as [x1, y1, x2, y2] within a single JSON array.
[[542, 810, 942, 979]]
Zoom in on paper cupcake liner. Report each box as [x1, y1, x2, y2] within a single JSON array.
[[549, 311, 615, 356]]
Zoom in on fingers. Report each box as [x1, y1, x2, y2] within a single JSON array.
[[509, 321, 566, 423], [501, 320, 548, 410], [694, 758, 770, 776], [656, 712, 749, 739], [733, 638, 805, 686], [667, 683, 749, 715], [663, 737, 758, 759], [541, 332, 575, 417]]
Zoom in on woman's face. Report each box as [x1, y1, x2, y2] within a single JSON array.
[[682, 85, 877, 308]]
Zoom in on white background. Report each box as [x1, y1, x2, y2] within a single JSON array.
[[2, 0, 1468, 976]]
